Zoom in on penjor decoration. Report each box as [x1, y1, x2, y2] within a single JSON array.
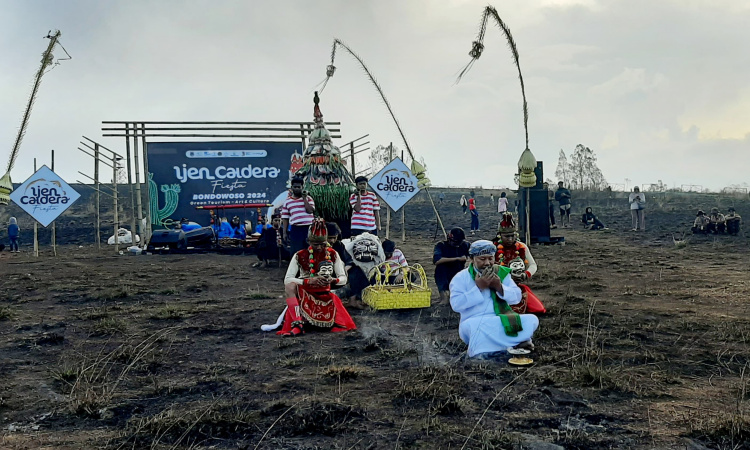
[[457, 5, 537, 242], [295, 92, 355, 222], [2, 31, 71, 205], [317, 39, 446, 238]]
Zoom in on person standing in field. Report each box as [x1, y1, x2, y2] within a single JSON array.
[[350, 176, 381, 236], [497, 192, 509, 214], [460, 195, 468, 214], [543, 182, 557, 229], [628, 186, 645, 231], [281, 176, 316, 255], [554, 181, 572, 228], [8, 217, 19, 253], [469, 196, 480, 234]]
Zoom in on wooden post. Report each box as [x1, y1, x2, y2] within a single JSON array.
[[132, 123, 144, 247], [350, 142, 355, 176], [401, 150, 405, 242], [125, 123, 137, 248], [33, 158, 38, 257], [113, 156, 119, 253], [94, 143, 101, 249], [51, 150, 56, 256], [140, 123, 152, 241], [386, 143, 392, 240], [525, 187, 531, 244]]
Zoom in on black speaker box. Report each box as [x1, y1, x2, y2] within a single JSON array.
[[148, 229, 187, 251]]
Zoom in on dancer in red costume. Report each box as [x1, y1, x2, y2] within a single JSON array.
[[275, 218, 356, 336], [493, 212, 546, 314]]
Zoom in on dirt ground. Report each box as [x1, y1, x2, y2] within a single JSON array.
[[1, 192, 749, 449]]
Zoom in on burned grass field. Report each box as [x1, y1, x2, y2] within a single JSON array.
[[1, 197, 749, 449]]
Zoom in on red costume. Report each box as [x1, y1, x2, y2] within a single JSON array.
[[277, 218, 356, 336], [495, 213, 546, 314]]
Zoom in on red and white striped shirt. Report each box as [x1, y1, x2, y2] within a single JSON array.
[[350, 192, 380, 230], [281, 195, 315, 226], [383, 249, 408, 275]]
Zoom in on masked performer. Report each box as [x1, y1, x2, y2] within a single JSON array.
[[450, 240, 539, 358], [494, 213, 546, 314], [333, 232, 385, 301], [265, 218, 356, 336]]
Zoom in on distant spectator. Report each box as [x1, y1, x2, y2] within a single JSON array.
[[581, 207, 606, 230], [460, 195, 468, 214], [469, 197, 479, 234], [555, 181, 572, 227], [543, 182, 556, 229], [439, 192, 445, 203], [707, 207, 726, 234], [628, 186, 646, 231], [497, 192, 509, 214], [8, 217, 19, 253], [692, 210, 710, 234], [726, 207, 742, 236], [490, 193, 495, 205]]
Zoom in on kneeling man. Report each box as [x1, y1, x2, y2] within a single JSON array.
[[450, 240, 539, 358]]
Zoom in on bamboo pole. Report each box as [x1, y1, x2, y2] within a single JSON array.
[[132, 123, 144, 247], [401, 150, 405, 242], [125, 123, 137, 248], [141, 123, 152, 240], [51, 150, 57, 256], [113, 156, 119, 253], [386, 143, 392, 240], [33, 158, 38, 257], [95, 144, 101, 249]]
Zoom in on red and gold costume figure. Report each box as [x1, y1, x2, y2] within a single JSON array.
[[494, 213, 546, 314], [274, 218, 356, 336]]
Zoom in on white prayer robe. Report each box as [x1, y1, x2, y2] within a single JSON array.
[[450, 268, 539, 357]]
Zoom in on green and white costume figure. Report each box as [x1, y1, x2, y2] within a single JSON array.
[[449, 240, 538, 358]]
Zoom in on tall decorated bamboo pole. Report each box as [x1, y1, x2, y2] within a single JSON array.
[[319, 39, 446, 238], [294, 92, 355, 229], [456, 5, 537, 243]]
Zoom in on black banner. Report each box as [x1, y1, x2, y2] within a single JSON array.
[[147, 141, 301, 227]]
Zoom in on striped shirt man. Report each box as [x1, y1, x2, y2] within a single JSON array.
[[281, 195, 315, 226], [384, 249, 408, 275], [350, 191, 380, 232]]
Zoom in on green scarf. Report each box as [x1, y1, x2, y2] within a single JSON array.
[[468, 264, 523, 337]]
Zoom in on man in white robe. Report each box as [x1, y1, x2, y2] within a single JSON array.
[[450, 240, 539, 358]]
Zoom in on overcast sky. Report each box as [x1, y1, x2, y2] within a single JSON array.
[[2, 0, 749, 192]]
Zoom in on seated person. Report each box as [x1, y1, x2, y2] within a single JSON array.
[[449, 240, 539, 359], [228, 216, 246, 239], [253, 213, 290, 267], [381, 239, 409, 284], [263, 218, 356, 336], [707, 207, 726, 234], [216, 217, 233, 238], [692, 210, 710, 234], [434, 228, 470, 303], [494, 213, 546, 314], [326, 222, 352, 269], [581, 207, 606, 230], [726, 207, 742, 236], [179, 217, 202, 232], [255, 216, 272, 234], [333, 232, 385, 301]]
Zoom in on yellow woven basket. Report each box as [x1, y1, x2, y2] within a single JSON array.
[[362, 262, 432, 310]]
